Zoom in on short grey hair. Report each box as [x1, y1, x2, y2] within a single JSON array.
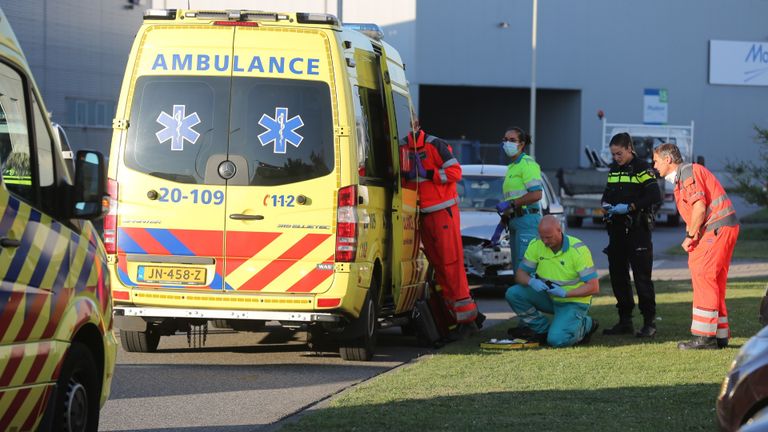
[[653, 143, 683, 164]]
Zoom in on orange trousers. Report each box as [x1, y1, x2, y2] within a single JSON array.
[[688, 225, 739, 338], [420, 205, 477, 324]]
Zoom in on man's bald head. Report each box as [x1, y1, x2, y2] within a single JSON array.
[[539, 215, 563, 251]]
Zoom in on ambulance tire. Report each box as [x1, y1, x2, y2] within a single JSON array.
[[339, 280, 379, 361], [120, 328, 160, 353], [52, 342, 100, 432]]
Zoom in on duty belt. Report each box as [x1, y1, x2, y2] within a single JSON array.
[[513, 207, 540, 218]]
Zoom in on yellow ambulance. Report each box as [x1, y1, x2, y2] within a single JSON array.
[[108, 9, 429, 361], [0, 6, 116, 431]]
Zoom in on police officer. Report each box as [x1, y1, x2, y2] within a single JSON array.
[[496, 127, 543, 270], [601, 132, 662, 337], [505, 215, 600, 347]]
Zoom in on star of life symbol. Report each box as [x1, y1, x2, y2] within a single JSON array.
[[258, 107, 304, 154], [155, 105, 201, 151]]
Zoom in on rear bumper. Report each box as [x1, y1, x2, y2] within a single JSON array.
[[114, 306, 341, 323]]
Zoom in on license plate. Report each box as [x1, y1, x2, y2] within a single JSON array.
[[137, 265, 207, 285]]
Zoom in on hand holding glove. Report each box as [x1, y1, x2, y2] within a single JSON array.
[[413, 154, 430, 178], [609, 203, 630, 215], [546, 283, 567, 298], [529, 278, 549, 292], [495, 200, 514, 216]]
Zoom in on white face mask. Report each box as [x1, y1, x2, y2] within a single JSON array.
[[502, 142, 518, 157]]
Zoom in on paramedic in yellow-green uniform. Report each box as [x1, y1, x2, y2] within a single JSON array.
[[505, 216, 600, 347], [496, 126, 543, 269]]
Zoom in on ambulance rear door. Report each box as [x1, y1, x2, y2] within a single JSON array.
[[116, 26, 234, 291], [223, 26, 337, 294]]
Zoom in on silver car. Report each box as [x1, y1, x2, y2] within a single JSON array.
[[458, 164, 565, 288]]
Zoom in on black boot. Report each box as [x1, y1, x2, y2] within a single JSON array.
[[603, 320, 634, 335], [636, 319, 657, 338], [677, 336, 718, 350], [475, 312, 487, 329], [717, 338, 729, 348], [507, 326, 547, 343]]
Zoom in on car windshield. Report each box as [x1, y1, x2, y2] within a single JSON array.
[[457, 175, 504, 210]]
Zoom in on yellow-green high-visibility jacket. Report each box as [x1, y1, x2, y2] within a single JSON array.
[[519, 235, 598, 304], [503, 153, 542, 210]]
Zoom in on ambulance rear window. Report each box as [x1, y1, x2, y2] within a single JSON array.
[[124, 76, 333, 186], [125, 76, 230, 185], [228, 77, 333, 186]]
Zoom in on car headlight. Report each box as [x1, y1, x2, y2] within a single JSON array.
[[732, 336, 768, 370]]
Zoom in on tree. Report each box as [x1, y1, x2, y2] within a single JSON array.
[[725, 125, 768, 208]]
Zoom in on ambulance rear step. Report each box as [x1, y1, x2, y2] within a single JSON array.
[[114, 306, 340, 323]]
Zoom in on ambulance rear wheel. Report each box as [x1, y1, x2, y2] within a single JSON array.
[[339, 280, 379, 361], [52, 342, 100, 432], [120, 328, 160, 353]]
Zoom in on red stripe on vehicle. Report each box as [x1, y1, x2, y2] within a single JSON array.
[[41, 289, 72, 339], [0, 291, 24, 341], [125, 227, 170, 255], [20, 387, 49, 431], [238, 234, 331, 291], [225, 232, 281, 276], [0, 345, 25, 386], [22, 343, 50, 384], [0, 387, 30, 430], [14, 291, 49, 342], [286, 255, 335, 292], [170, 229, 225, 257]]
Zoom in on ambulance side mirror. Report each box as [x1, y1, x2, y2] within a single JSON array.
[[72, 150, 107, 220]]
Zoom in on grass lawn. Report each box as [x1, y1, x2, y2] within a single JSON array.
[[281, 279, 767, 432], [664, 226, 768, 259]]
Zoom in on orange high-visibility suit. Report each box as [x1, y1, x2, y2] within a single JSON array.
[[674, 163, 739, 340], [403, 130, 478, 324]]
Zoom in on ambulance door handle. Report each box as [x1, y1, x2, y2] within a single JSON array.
[[0, 237, 21, 248], [229, 214, 264, 221]]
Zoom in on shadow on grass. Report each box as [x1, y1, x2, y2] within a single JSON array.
[[282, 384, 722, 432], [477, 295, 764, 349]]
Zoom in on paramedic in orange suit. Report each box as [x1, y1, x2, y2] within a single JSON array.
[[653, 143, 739, 350]]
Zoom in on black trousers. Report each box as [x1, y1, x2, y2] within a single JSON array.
[[606, 217, 656, 322]]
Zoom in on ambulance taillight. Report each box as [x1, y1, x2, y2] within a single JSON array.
[[335, 185, 358, 262], [104, 179, 119, 254]]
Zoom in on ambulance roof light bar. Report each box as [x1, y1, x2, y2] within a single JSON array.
[[296, 13, 340, 27], [183, 10, 288, 22], [343, 23, 384, 41], [143, 9, 177, 20]]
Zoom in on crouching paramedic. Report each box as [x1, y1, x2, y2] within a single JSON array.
[[505, 215, 600, 347], [405, 126, 481, 332]]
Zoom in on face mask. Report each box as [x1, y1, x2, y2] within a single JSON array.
[[664, 171, 677, 183], [502, 142, 518, 157]]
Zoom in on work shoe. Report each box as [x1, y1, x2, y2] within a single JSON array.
[[717, 338, 729, 348], [578, 318, 600, 345], [636, 322, 657, 338], [602, 321, 634, 335], [677, 336, 718, 350], [507, 326, 547, 343], [445, 322, 479, 342], [475, 312, 487, 330]]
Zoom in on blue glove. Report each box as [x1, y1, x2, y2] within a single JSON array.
[[489, 222, 505, 246], [547, 284, 567, 298], [495, 200, 513, 215], [413, 154, 429, 178], [529, 278, 549, 292], [610, 203, 630, 215]]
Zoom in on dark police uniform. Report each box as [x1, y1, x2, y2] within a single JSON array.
[[602, 156, 662, 331]]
